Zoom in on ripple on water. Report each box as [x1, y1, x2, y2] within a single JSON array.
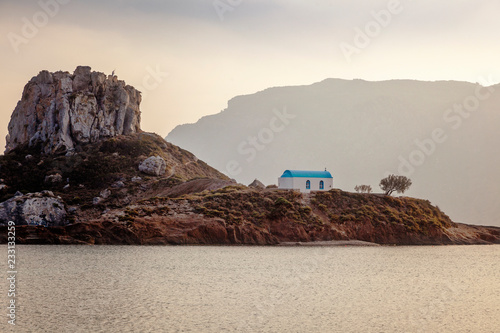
[[0, 245, 498, 333]]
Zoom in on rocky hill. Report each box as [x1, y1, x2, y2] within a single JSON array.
[[2, 186, 499, 245], [6, 66, 142, 155], [166, 79, 500, 227], [1, 68, 499, 245], [0, 67, 231, 229]]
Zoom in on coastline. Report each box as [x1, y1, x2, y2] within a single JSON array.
[[278, 240, 381, 247]]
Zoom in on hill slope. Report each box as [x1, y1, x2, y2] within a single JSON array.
[[167, 79, 500, 227], [4, 187, 499, 245]]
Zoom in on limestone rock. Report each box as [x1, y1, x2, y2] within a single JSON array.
[[111, 180, 125, 188], [93, 197, 103, 205], [0, 191, 67, 226], [5, 66, 142, 154], [138, 156, 166, 176], [249, 179, 265, 189], [65, 148, 75, 157], [45, 173, 63, 183], [100, 188, 111, 199]]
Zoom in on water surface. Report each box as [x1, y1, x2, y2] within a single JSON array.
[[0, 245, 498, 332]]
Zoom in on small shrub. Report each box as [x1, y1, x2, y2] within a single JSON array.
[[315, 203, 327, 212], [118, 214, 134, 222], [354, 185, 372, 193], [300, 206, 312, 215], [340, 214, 356, 223]]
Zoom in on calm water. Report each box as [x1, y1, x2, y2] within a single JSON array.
[[0, 245, 499, 333]]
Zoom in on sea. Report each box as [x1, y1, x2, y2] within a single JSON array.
[[0, 245, 499, 333]]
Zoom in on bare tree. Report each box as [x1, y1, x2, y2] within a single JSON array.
[[354, 185, 372, 193], [379, 174, 412, 196]]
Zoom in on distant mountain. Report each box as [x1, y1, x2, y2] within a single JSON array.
[[167, 79, 500, 227]]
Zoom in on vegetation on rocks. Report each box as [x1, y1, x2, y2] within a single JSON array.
[[1, 67, 498, 246], [0, 132, 228, 208]]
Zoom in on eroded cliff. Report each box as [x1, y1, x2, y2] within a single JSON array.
[[5, 66, 141, 154]]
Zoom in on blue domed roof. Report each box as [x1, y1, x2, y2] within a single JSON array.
[[280, 170, 333, 178]]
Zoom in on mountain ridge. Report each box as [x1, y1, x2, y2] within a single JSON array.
[[167, 78, 500, 227], [170, 78, 490, 129]]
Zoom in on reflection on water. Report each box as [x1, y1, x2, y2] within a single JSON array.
[[0, 245, 499, 332]]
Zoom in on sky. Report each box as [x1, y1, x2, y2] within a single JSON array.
[[1, 0, 500, 151]]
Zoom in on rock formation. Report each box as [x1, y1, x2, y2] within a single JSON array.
[[248, 179, 265, 189], [0, 191, 67, 226], [5, 66, 142, 154], [138, 156, 167, 176]]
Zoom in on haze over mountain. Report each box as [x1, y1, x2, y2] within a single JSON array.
[[167, 79, 500, 227]]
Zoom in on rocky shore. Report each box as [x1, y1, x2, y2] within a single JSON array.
[[1, 67, 499, 246], [2, 185, 499, 246]]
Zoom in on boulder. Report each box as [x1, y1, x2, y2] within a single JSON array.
[[138, 156, 166, 176], [0, 191, 67, 226], [93, 197, 103, 205], [249, 179, 265, 189], [44, 173, 63, 183], [100, 188, 111, 199], [111, 180, 125, 188], [5, 66, 142, 154]]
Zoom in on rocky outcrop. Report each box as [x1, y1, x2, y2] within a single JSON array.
[[45, 173, 63, 184], [0, 217, 279, 245], [1, 186, 499, 245], [249, 179, 265, 189], [0, 191, 67, 227], [138, 156, 166, 176], [5, 66, 141, 154]]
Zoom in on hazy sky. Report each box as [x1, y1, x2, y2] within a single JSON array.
[[1, 0, 500, 151]]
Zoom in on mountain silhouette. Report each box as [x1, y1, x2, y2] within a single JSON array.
[[167, 78, 500, 226]]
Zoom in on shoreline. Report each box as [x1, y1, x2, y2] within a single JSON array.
[[278, 240, 381, 247]]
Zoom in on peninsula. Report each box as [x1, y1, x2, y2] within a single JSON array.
[[1, 67, 498, 245]]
